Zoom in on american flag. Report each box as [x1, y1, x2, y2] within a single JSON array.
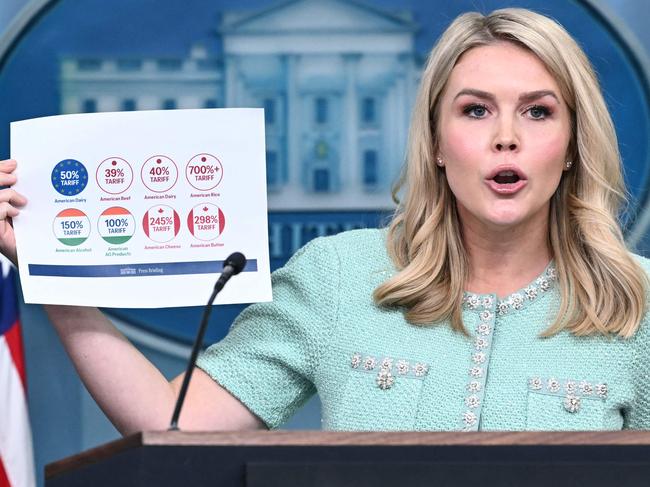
[[0, 258, 34, 487]]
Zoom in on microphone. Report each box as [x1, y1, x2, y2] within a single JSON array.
[[169, 252, 247, 430], [214, 252, 246, 293]]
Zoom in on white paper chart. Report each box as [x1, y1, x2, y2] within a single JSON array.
[[10, 108, 272, 308]]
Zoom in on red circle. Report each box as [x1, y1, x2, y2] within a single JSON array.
[[185, 153, 223, 191], [141, 155, 179, 193], [95, 157, 134, 195], [186, 203, 225, 241], [142, 205, 180, 242]]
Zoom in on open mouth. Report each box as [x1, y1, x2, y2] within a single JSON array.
[[492, 170, 521, 185], [485, 167, 527, 194]]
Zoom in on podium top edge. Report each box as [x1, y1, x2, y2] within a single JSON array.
[[138, 430, 650, 446], [45, 430, 650, 479]]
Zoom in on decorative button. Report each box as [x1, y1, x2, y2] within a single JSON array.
[[510, 293, 524, 310], [363, 356, 377, 370], [565, 380, 577, 395], [475, 337, 489, 350], [351, 353, 430, 387], [465, 395, 481, 409], [476, 323, 491, 335], [563, 394, 581, 413], [469, 366, 483, 378], [376, 369, 395, 390], [463, 411, 477, 426], [529, 377, 543, 390], [595, 383, 608, 398], [396, 359, 410, 375], [463, 264, 556, 313], [380, 357, 393, 370], [351, 353, 362, 368], [413, 363, 429, 377], [547, 378, 560, 393], [468, 381, 482, 393], [579, 381, 593, 395], [472, 352, 486, 364], [536, 276, 550, 291], [524, 286, 538, 300], [529, 375, 608, 419], [466, 294, 480, 309], [479, 310, 492, 321]]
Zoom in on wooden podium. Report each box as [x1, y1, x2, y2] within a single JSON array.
[[46, 431, 650, 486]]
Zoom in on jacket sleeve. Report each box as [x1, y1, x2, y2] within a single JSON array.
[[196, 236, 339, 429]]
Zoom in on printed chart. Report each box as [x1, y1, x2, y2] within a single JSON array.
[[52, 156, 223, 246], [11, 108, 271, 308]]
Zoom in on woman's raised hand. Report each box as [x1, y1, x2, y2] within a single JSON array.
[[0, 159, 27, 265]]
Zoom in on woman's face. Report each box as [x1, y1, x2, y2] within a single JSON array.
[[437, 41, 572, 231]]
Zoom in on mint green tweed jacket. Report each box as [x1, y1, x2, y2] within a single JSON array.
[[196, 229, 650, 431]]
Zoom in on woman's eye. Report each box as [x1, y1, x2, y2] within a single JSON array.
[[463, 104, 488, 118], [526, 105, 550, 119]]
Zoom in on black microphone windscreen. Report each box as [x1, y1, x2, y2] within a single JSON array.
[[224, 252, 246, 275]]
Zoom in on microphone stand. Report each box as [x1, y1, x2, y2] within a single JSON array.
[[168, 253, 245, 430]]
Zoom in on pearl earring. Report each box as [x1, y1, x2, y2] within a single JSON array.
[[436, 157, 444, 167], [566, 160, 573, 169]]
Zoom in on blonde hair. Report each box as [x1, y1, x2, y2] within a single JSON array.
[[373, 8, 647, 338]]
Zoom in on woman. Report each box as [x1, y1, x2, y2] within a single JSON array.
[[1, 8, 648, 432]]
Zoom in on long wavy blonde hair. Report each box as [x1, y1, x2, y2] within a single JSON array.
[[373, 8, 647, 338]]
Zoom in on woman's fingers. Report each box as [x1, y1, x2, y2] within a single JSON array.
[[0, 188, 27, 208], [0, 159, 18, 187], [0, 160, 22, 265], [0, 201, 21, 219], [0, 189, 27, 246], [0, 171, 17, 186], [0, 159, 17, 173], [0, 201, 19, 265]]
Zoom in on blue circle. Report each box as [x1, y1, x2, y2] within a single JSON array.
[[51, 159, 88, 196]]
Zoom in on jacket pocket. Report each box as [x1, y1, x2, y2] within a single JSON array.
[[329, 353, 429, 430], [525, 377, 608, 431]]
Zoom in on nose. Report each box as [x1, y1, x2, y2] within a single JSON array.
[[493, 117, 519, 152], [495, 141, 517, 151]]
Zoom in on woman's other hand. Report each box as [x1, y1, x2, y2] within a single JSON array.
[[0, 159, 27, 265]]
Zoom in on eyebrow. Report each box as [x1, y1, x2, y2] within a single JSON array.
[[454, 88, 560, 104]]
